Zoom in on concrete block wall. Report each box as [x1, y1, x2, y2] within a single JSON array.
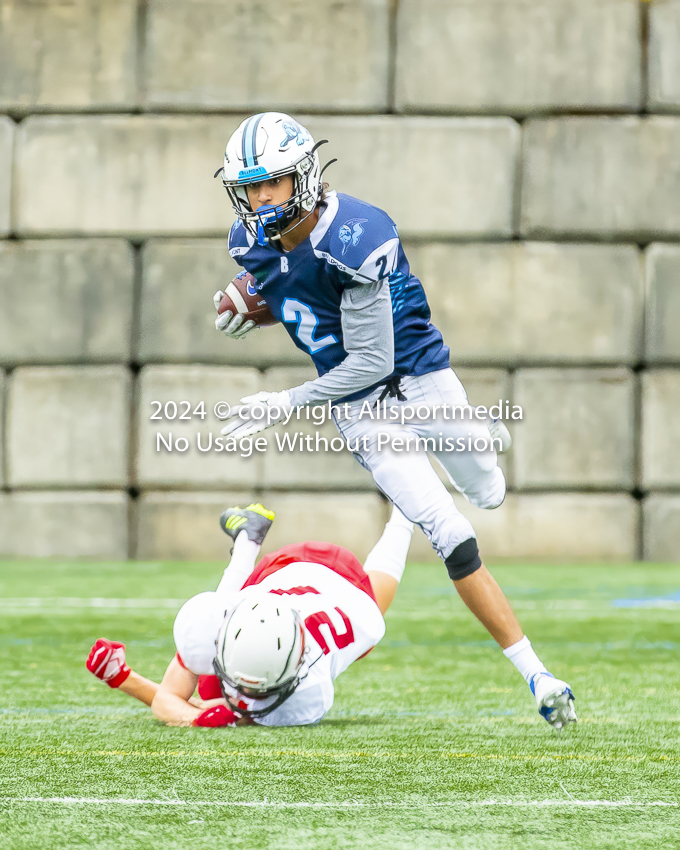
[[7, 366, 131, 487], [144, 0, 391, 112], [0, 118, 13, 236], [521, 118, 680, 239], [0, 1, 678, 563], [395, 0, 643, 115]]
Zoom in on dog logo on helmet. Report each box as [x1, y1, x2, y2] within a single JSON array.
[[280, 121, 310, 149], [338, 219, 367, 256]]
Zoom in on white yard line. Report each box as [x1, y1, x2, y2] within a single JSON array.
[[2, 797, 678, 809], [0, 598, 185, 610], [3, 597, 679, 613]]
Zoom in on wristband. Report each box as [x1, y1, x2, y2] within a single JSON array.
[[107, 666, 131, 689]]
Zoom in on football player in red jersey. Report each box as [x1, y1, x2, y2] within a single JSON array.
[[87, 503, 415, 727]]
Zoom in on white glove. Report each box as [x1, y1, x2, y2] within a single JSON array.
[[220, 390, 293, 439], [213, 290, 257, 340]]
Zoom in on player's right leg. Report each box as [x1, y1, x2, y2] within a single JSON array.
[[363, 504, 414, 614]]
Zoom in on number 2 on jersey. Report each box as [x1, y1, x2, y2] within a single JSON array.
[[375, 254, 388, 279], [305, 608, 355, 655], [281, 298, 337, 353]]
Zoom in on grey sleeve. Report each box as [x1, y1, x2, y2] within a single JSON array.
[[287, 279, 395, 407]]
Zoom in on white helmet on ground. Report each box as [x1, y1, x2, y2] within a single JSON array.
[[213, 593, 306, 719], [216, 112, 334, 245]]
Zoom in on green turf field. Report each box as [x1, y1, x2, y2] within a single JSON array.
[[0, 559, 678, 850]]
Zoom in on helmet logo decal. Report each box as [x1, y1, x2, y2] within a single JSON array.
[[280, 120, 311, 149], [238, 164, 267, 183], [338, 218, 367, 256]]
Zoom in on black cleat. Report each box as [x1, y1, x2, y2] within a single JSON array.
[[219, 503, 275, 545]]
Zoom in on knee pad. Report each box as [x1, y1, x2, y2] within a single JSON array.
[[445, 537, 482, 581]]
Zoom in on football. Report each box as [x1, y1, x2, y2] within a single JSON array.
[[218, 271, 278, 327]]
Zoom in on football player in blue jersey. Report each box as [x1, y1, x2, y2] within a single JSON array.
[[212, 112, 576, 729]]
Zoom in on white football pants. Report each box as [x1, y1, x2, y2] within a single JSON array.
[[332, 368, 506, 562]]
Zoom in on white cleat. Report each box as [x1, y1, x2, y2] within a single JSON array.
[[531, 673, 578, 730], [487, 417, 512, 453]]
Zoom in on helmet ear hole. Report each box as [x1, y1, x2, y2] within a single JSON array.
[[235, 185, 252, 212]]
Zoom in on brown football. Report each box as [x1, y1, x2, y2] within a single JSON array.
[[218, 271, 278, 327]]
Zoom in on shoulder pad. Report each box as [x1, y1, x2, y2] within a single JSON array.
[[228, 219, 254, 260], [327, 196, 400, 281], [173, 591, 230, 675]]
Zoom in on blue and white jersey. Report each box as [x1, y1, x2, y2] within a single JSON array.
[[228, 192, 450, 402]]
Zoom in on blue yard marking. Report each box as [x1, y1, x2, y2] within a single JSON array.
[[383, 637, 680, 650], [612, 591, 680, 608]]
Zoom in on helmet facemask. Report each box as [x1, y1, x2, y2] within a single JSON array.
[[212, 599, 307, 720], [212, 654, 303, 720], [225, 151, 320, 245]]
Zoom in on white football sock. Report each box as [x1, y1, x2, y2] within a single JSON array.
[[502, 635, 548, 685], [363, 505, 414, 583], [216, 531, 261, 596]]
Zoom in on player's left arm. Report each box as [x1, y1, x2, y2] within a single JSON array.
[[220, 228, 400, 435], [152, 656, 240, 728], [283, 234, 400, 406], [220, 277, 395, 436], [287, 304, 394, 411]]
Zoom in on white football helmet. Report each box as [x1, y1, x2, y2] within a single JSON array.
[[216, 112, 334, 245], [213, 593, 306, 719]]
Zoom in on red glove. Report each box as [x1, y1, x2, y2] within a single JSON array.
[[192, 705, 238, 727], [86, 638, 131, 689]]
